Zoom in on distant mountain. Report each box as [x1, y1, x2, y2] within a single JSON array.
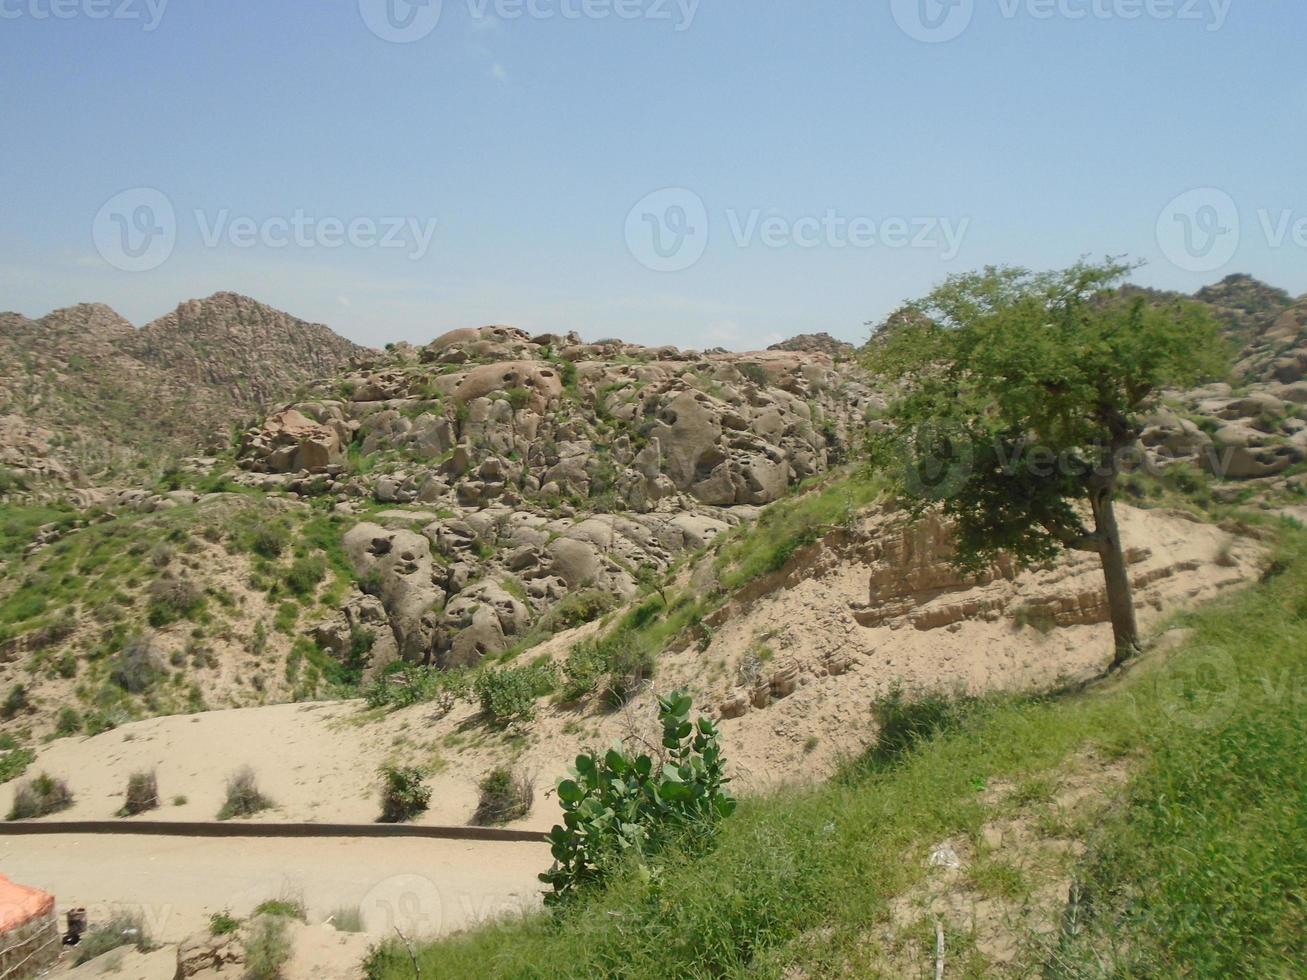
[[0, 293, 367, 487]]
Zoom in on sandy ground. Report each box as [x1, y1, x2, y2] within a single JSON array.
[[0, 834, 547, 943]]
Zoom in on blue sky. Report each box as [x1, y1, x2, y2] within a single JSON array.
[[1, 0, 1303, 349]]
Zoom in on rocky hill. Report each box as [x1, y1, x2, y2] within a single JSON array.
[[0, 294, 365, 488]]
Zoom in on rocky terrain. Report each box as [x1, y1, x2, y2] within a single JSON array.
[[0, 293, 364, 488]]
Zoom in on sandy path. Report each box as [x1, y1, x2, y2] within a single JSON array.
[[0, 834, 548, 943]]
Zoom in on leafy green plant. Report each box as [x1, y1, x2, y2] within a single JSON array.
[[474, 663, 557, 724], [209, 910, 241, 936], [540, 692, 735, 904], [378, 765, 432, 823]]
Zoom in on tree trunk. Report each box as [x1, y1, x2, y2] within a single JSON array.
[[1089, 486, 1140, 668]]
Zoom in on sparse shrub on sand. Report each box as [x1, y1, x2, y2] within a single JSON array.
[[119, 769, 159, 816], [217, 766, 273, 820], [243, 914, 293, 980], [473, 767, 533, 826], [6, 772, 73, 820], [329, 906, 364, 933], [378, 765, 431, 823], [73, 910, 151, 965]]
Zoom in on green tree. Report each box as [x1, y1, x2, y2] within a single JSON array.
[[866, 260, 1226, 667]]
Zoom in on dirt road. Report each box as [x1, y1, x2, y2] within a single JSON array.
[[0, 833, 548, 942]]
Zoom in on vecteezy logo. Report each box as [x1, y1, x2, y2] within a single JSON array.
[[624, 187, 709, 273], [358, 0, 442, 42], [1150, 648, 1240, 731], [360, 873, 444, 935], [1156, 187, 1240, 273], [891, 0, 974, 43], [900, 420, 974, 501], [93, 188, 176, 272]]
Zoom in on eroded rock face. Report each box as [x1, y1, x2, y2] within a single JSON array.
[[344, 523, 444, 662], [240, 409, 350, 474]]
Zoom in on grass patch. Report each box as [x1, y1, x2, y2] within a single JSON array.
[[368, 522, 1307, 979]]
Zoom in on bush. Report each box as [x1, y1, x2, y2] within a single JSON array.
[[559, 629, 654, 708], [73, 910, 151, 965], [286, 555, 327, 597], [247, 523, 290, 560], [7, 772, 74, 820], [540, 692, 735, 904], [147, 576, 205, 627], [243, 914, 293, 980], [857, 685, 979, 772], [119, 770, 159, 816], [1, 684, 29, 720], [253, 893, 306, 921], [473, 767, 534, 826], [0, 746, 35, 785], [378, 765, 431, 823], [602, 635, 655, 709], [208, 910, 241, 936], [110, 634, 165, 694], [474, 663, 557, 724], [55, 707, 82, 737], [217, 766, 273, 820]]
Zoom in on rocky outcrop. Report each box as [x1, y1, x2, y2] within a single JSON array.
[[768, 332, 856, 358], [236, 325, 868, 512]]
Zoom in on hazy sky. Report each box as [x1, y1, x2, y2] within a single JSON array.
[[1, 0, 1303, 350]]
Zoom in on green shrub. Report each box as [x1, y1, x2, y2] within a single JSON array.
[[541, 589, 616, 632], [110, 634, 165, 694], [1, 684, 29, 720], [247, 522, 290, 560], [73, 910, 151, 965], [473, 767, 534, 826], [146, 575, 205, 627], [208, 910, 241, 936], [0, 746, 35, 784], [286, 555, 327, 597], [474, 663, 557, 724], [252, 894, 306, 921], [559, 629, 654, 708], [243, 914, 293, 980], [7, 772, 74, 820], [54, 707, 82, 737], [217, 766, 273, 820], [856, 685, 979, 773], [119, 769, 159, 816], [378, 765, 431, 823], [540, 692, 735, 904]]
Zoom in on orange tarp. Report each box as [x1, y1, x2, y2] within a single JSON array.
[[0, 875, 54, 933]]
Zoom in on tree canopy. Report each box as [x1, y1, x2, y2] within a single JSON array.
[[865, 259, 1228, 663]]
